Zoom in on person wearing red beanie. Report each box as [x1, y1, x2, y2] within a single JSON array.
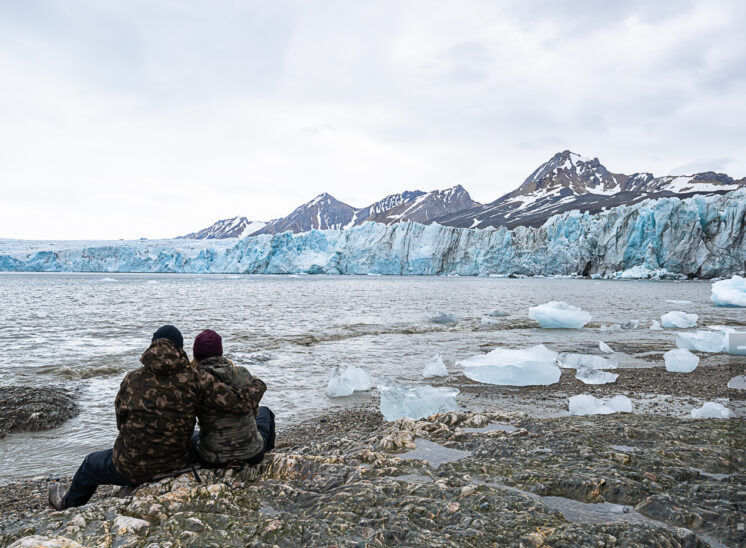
[[191, 329, 275, 466]]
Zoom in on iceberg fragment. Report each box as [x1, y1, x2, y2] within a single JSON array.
[[557, 353, 617, 370], [480, 317, 501, 327], [326, 366, 372, 398], [598, 341, 613, 353], [487, 309, 509, 317], [528, 301, 591, 329], [459, 344, 560, 386], [600, 324, 621, 331], [576, 367, 619, 385], [621, 320, 639, 329], [666, 300, 693, 305], [378, 376, 459, 421], [422, 354, 448, 378], [430, 312, 459, 324], [660, 311, 698, 328], [663, 348, 699, 373], [727, 375, 746, 389], [711, 275, 746, 307], [569, 394, 632, 415], [650, 320, 663, 331], [675, 331, 726, 353], [690, 402, 731, 419]]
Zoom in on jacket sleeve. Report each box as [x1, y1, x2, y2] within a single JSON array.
[[197, 369, 267, 413], [115, 375, 130, 431]]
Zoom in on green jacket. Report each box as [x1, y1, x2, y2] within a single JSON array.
[[113, 339, 265, 483], [196, 356, 266, 463]]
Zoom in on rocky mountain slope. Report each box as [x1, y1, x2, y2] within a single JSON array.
[[348, 190, 426, 226], [366, 185, 479, 225], [435, 151, 745, 229], [251, 193, 357, 236], [178, 217, 266, 239]]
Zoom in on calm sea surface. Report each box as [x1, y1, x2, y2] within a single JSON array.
[[0, 273, 740, 483]]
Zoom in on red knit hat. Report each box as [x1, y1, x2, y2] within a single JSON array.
[[193, 329, 223, 361]]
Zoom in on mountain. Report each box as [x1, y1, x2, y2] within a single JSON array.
[[434, 150, 745, 229], [4, 190, 743, 279], [365, 185, 480, 225], [250, 193, 357, 236], [179, 217, 266, 239], [349, 190, 426, 226]]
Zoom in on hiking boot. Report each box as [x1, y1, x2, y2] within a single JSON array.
[[48, 484, 67, 511]]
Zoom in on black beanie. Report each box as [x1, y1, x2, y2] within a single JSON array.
[[152, 325, 184, 349]]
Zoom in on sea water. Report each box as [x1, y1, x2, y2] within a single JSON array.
[[0, 273, 740, 483]]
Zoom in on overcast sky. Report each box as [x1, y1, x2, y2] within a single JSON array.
[[1, 0, 744, 240]]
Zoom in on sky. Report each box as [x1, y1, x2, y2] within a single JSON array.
[[1, 0, 744, 240]]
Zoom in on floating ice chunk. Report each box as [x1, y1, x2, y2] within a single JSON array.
[[480, 317, 501, 327], [528, 301, 591, 329], [650, 320, 663, 331], [576, 367, 619, 385], [711, 275, 746, 307], [459, 344, 560, 386], [326, 366, 372, 398], [378, 376, 459, 421], [690, 402, 731, 419], [101, 277, 117, 282], [599, 341, 613, 353], [663, 348, 699, 373], [487, 309, 508, 317], [621, 320, 639, 329], [660, 311, 698, 328], [422, 354, 448, 378], [600, 324, 621, 331], [728, 375, 746, 389], [430, 311, 459, 324], [667, 300, 693, 305], [569, 394, 632, 415], [675, 331, 726, 353], [726, 332, 746, 356], [557, 353, 617, 370]]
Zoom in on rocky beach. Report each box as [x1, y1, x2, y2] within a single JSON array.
[[1, 351, 743, 548]]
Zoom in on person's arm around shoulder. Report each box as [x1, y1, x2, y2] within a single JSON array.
[[196, 367, 266, 413]]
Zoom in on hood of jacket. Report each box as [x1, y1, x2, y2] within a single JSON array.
[[140, 338, 190, 375], [197, 355, 237, 381]]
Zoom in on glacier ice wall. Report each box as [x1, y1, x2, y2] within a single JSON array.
[[1, 190, 744, 278]]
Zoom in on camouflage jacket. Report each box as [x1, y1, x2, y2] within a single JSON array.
[[112, 339, 266, 483], [196, 356, 265, 464]]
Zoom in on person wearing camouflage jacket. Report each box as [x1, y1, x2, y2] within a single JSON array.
[[49, 325, 266, 510], [191, 329, 276, 466]]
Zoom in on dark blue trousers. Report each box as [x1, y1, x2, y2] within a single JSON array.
[[63, 448, 135, 508], [191, 406, 276, 466]]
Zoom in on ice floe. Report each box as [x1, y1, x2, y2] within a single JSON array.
[[487, 309, 509, 317], [711, 275, 746, 307], [621, 320, 639, 329], [598, 341, 613, 353], [666, 299, 693, 305], [422, 354, 448, 378], [728, 375, 746, 389], [459, 344, 560, 386], [528, 301, 591, 329], [660, 311, 698, 328], [576, 368, 619, 385], [557, 353, 617, 370], [569, 394, 633, 415], [377, 376, 459, 421], [650, 320, 663, 331], [430, 311, 459, 324], [690, 402, 731, 419], [663, 348, 699, 373], [326, 366, 372, 398], [675, 331, 726, 353]]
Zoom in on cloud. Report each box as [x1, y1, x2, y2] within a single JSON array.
[[0, 0, 744, 239]]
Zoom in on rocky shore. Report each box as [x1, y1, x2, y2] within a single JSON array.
[[0, 386, 79, 440], [0, 356, 743, 547]]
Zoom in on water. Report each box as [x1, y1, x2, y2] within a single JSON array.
[[0, 273, 740, 483]]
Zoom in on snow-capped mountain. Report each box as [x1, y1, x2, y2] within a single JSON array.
[[349, 190, 426, 226], [368, 185, 480, 225], [250, 193, 357, 236], [435, 151, 745, 229], [179, 217, 266, 239]]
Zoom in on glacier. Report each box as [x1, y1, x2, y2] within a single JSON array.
[[1, 190, 744, 277]]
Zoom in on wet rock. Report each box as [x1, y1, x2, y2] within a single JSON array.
[[0, 387, 79, 439]]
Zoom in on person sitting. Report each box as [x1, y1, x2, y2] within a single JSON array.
[[191, 329, 275, 467], [49, 325, 266, 509]]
